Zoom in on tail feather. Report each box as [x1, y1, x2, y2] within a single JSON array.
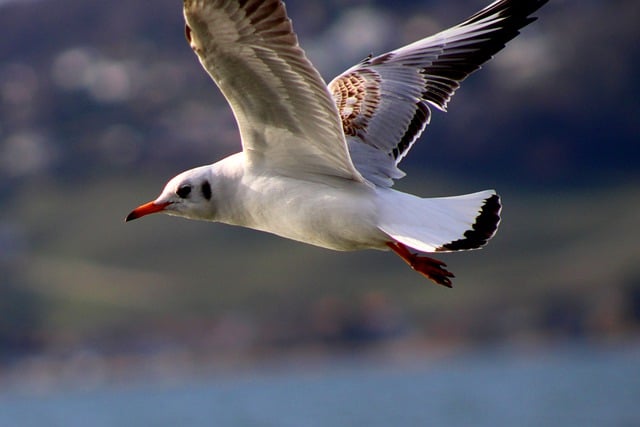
[[437, 193, 501, 251], [377, 189, 501, 253]]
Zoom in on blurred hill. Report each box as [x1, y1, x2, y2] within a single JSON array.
[[1, 0, 639, 387]]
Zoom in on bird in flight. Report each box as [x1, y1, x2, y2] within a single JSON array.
[[127, 0, 548, 287]]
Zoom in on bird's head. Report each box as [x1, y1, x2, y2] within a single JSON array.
[[126, 166, 215, 222]]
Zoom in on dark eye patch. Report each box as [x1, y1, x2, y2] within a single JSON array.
[[177, 185, 191, 199], [201, 181, 212, 200]]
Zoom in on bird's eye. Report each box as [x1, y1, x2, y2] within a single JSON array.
[[177, 185, 192, 199]]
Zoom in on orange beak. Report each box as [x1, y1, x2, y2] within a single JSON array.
[[125, 201, 171, 222]]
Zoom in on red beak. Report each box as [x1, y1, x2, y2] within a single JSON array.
[[125, 201, 171, 222]]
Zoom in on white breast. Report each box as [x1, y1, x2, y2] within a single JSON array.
[[222, 172, 388, 251]]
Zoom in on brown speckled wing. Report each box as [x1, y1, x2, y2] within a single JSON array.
[[329, 0, 548, 187], [331, 70, 381, 139]]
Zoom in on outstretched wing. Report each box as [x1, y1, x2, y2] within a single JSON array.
[[329, 0, 548, 186], [183, 0, 364, 182]]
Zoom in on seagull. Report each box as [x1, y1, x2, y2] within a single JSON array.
[[126, 0, 548, 287]]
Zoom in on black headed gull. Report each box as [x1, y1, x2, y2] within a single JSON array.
[[127, 0, 548, 287]]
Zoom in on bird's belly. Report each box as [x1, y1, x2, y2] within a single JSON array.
[[230, 176, 388, 251]]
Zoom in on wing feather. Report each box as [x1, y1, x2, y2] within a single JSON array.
[[183, 0, 364, 181], [329, 0, 548, 186]]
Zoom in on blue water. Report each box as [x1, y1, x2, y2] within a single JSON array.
[[1, 344, 638, 427]]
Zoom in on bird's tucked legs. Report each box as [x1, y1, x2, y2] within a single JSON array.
[[386, 241, 454, 288]]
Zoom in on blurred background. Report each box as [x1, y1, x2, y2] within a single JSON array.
[[1, 0, 639, 425]]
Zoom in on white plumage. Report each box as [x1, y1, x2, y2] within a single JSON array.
[[126, 0, 547, 286]]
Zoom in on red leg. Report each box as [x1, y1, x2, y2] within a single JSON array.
[[386, 242, 455, 288]]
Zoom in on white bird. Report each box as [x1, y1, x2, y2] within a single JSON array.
[[127, 0, 547, 287]]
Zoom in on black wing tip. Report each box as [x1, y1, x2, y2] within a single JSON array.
[[418, 0, 549, 111], [460, 0, 549, 48], [466, 0, 550, 24], [437, 194, 502, 252]]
